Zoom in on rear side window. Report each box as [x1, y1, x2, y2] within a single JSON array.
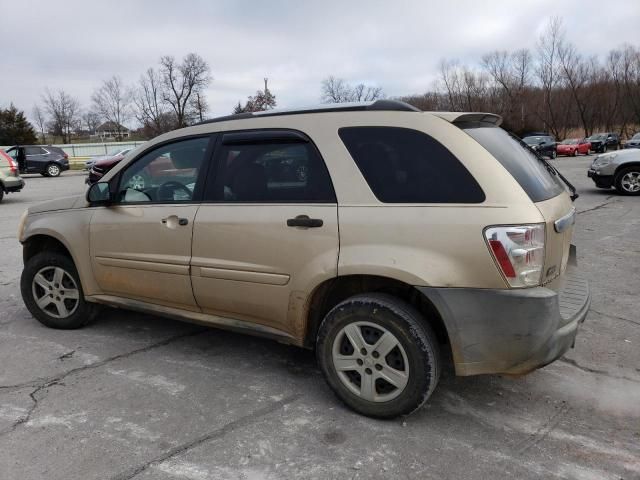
[[461, 125, 565, 202], [25, 147, 45, 155], [338, 127, 485, 203], [210, 141, 336, 203]]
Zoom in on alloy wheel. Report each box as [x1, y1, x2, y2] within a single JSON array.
[[47, 164, 60, 177], [331, 321, 409, 402], [31, 266, 79, 319], [621, 171, 640, 193]]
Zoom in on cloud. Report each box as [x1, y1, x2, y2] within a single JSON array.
[[1, 0, 639, 121]]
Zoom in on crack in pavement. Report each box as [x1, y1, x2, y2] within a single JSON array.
[[577, 199, 618, 215], [515, 402, 571, 454], [590, 308, 640, 327], [0, 328, 207, 438], [109, 393, 303, 480], [559, 357, 640, 384]]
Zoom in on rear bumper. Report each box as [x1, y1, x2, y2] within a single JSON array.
[[2, 177, 25, 192], [417, 264, 590, 376]]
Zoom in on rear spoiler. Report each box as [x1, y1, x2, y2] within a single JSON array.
[[432, 112, 503, 127]]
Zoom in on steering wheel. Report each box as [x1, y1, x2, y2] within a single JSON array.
[[157, 181, 192, 202]]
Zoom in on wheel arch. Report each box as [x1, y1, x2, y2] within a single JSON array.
[[303, 274, 453, 360], [614, 162, 640, 176]]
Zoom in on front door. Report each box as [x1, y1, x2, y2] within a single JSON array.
[[89, 135, 213, 310], [191, 130, 339, 337]]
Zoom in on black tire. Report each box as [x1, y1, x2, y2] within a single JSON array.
[[614, 166, 640, 196], [316, 293, 441, 418], [40, 172, 49, 177], [550, 150, 557, 159], [572, 148, 577, 157], [45, 163, 61, 177], [21, 252, 98, 329]]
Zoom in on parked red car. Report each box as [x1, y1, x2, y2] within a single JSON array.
[[556, 138, 591, 156]]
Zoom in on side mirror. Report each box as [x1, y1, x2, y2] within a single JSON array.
[[87, 182, 111, 205]]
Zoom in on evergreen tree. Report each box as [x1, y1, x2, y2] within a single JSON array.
[[0, 104, 37, 145]]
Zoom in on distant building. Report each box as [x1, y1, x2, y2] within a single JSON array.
[[95, 121, 130, 139]]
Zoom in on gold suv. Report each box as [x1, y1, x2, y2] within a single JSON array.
[[18, 101, 590, 418]]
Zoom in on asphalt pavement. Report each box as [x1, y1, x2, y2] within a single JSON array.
[[0, 160, 638, 480]]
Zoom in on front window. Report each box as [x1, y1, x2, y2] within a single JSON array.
[[561, 139, 579, 145], [118, 137, 209, 203], [631, 133, 640, 141]]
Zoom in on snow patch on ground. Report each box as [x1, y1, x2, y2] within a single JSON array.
[[107, 369, 186, 395]]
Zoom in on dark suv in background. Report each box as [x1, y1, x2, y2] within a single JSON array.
[[587, 133, 620, 153], [5, 145, 70, 177], [522, 134, 557, 159]]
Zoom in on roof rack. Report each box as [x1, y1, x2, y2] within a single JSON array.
[[197, 100, 420, 125]]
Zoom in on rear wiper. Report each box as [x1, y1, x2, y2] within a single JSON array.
[[513, 135, 579, 201]]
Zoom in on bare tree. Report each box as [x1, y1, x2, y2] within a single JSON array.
[[41, 89, 80, 144], [83, 111, 101, 135], [321, 76, 384, 103], [160, 53, 212, 128], [535, 17, 568, 139], [32, 105, 47, 144], [92, 76, 131, 140], [133, 67, 175, 136]]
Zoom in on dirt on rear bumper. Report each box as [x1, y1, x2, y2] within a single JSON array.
[[417, 266, 590, 376]]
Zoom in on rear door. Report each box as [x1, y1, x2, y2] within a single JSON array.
[[89, 135, 214, 310], [191, 130, 339, 337]]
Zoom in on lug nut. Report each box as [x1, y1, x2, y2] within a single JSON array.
[[375, 364, 382, 371], [372, 351, 379, 358], [357, 359, 363, 366], [365, 368, 372, 375], [360, 348, 367, 355]]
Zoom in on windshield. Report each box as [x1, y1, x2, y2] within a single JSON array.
[[523, 137, 543, 145], [462, 125, 565, 202], [589, 134, 606, 140], [632, 133, 640, 141], [561, 139, 579, 145]]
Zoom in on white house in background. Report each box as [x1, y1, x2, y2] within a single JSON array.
[[95, 121, 130, 139]]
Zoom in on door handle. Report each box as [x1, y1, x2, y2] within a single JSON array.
[[161, 216, 189, 226], [287, 215, 323, 228]]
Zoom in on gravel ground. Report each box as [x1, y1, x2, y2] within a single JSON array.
[[0, 161, 638, 480]]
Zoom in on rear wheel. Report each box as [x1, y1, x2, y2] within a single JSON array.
[[0, 189, 4, 202], [550, 150, 557, 159], [316, 293, 441, 418], [614, 167, 640, 195], [21, 252, 97, 329], [45, 163, 61, 177]]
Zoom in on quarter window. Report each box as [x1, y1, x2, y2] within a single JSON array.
[[210, 140, 335, 203], [339, 127, 485, 203], [118, 137, 209, 203]]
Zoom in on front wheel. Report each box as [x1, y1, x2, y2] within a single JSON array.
[[614, 167, 640, 195], [45, 163, 61, 177], [550, 150, 557, 159], [316, 293, 441, 418], [21, 252, 97, 329]]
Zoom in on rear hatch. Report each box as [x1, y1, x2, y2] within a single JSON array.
[[457, 121, 576, 291]]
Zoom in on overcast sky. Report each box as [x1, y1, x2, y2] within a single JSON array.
[[1, 0, 639, 123]]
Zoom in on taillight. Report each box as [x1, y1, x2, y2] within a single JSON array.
[[7, 157, 17, 175], [484, 224, 545, 288]]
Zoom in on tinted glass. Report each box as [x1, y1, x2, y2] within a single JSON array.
[[339, 127, 484, 203], [462, 125, 565, 202], [118, 137, 209, 203], [24, 147, 44, 155], [211, 141, 335, 203], [632, 134, 640, 140]]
